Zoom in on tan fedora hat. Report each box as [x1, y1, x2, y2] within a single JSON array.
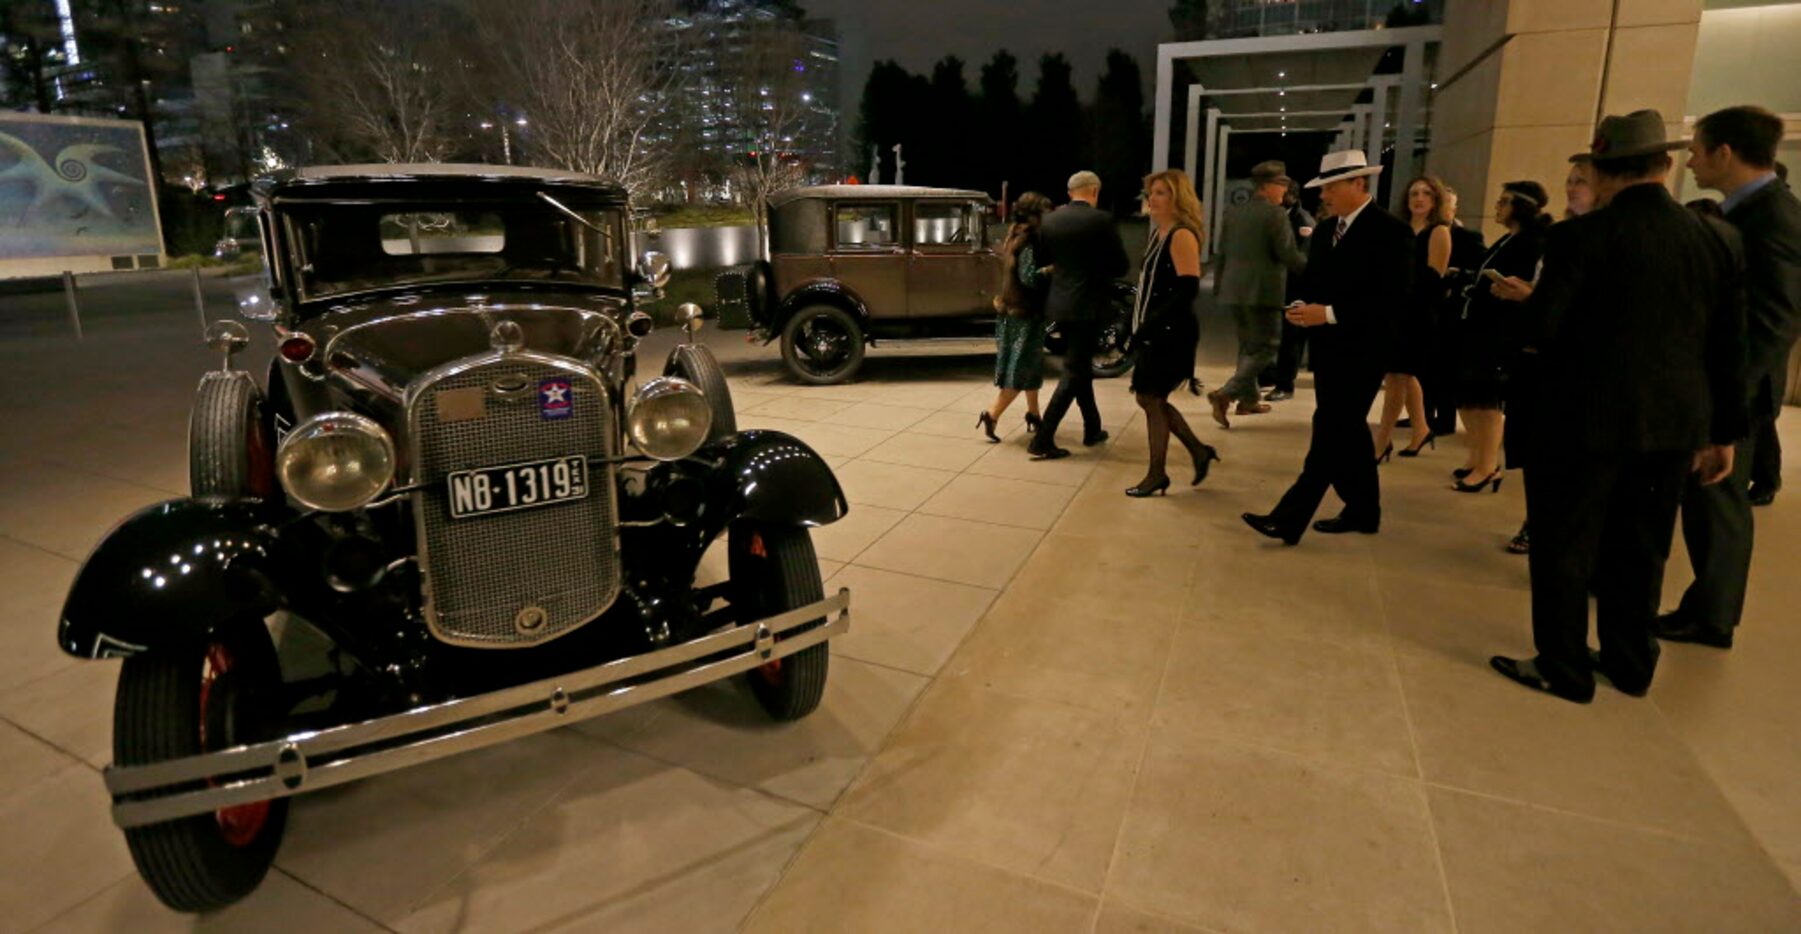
[[1304, 150, 1383, 189]]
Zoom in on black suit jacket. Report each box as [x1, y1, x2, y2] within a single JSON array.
[[1297, 200, 1414, 375], [1036, 202, 1129, 323], [1525, 183, 1748, 453], [1723, 178, 1801, 419]]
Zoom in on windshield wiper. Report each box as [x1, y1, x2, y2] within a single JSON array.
[[535, 191, 606, 233]]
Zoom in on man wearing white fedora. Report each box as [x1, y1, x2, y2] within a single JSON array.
[[1243, 150, 1413, 545]]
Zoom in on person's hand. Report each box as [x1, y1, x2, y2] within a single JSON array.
[[1490, 276, 1533, 302], [1285, 303, 1330, 327], [1039, 264, 1054, 274], [1692, 444, 1735, 485], [1298, 226, 1314, 238]]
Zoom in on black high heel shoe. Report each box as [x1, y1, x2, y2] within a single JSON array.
[[976, 411, 1000, 443], [1452, 470, 1503, 493], [1398, 433, 1435, 457], [1375, 442, 1393, 465], [1126, 476, 1171, 497], [1024, 412, 1042, 434], [1183, 440, 1221, 486], [1452, 466, 1474, 481]]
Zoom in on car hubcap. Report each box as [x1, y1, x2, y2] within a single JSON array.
[[800, 318, 848, 370]]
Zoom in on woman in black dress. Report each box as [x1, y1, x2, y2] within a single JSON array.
[[1451, 180, 1551, 493], [1126, 169, 1219, 497], [1373, 176, 1453, 461]]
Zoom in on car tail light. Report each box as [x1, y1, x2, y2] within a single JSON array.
[[279, 335, 316, 363]]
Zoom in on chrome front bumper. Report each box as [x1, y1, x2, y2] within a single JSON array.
[[105, 589, 850, 829]]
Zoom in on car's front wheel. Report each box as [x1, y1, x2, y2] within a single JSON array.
[[189, 372, 275, 499], [1092, 291, 1137, 379], [729, 523, 828, 721], [780, 305, 865, 385], [666, 343, 736, 444], [114, 619, 288, 912]]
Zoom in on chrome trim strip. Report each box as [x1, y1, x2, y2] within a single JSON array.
[[105, 589, 848, 827]]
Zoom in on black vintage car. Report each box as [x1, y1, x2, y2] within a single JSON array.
[[56, 164, 851, 912]]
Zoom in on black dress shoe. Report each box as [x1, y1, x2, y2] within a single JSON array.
[[1748, 485, 1777, 507], [1027, 442, 1071, 461], [1265, 389, 1293, 402], [1083, 429, 1109, 447], [1652, 612, 1733, 649], [1241, 512, 1301, 546], [1312, 515, 1379, 535], [1489, 656, 1594, 704], [1587, 649, 1649, 697]]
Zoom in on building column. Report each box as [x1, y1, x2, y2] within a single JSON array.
[[1427, 0, 1705, 238], [1210, 124, 1232, 254], [1153, 49, 1175, 171], [1199, 107, 1221, 222], [1390, 40, 1426, 211]]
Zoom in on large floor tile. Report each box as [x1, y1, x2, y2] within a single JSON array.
[[276, 730, 613, 924], [0, 535, 79, 624], [0, 718, 78, 805], [963, 441, 1103, 487], [0, 658, 120, 768], [825, 565, 997, 676], [854, 513, 1042, 589], [396, 753, 819, 934], [1429, 785, 1801, 933], [943, 587, 1178, 717], [1397, 652, 1754, 845], [1183, 548, 1388, 651], [1006, 532, 1197, 619], [1155, 626, 1419, 776], [1094, 901, 1215, 933], [916, 472, 1078, 530], [1378, 572, 1532, 664], [758, 420, 895, 458], [742, 395, 855, 422], [743, 818, 1098, 934], [1108, 739, 1452, 933], [573, 655, 927, 809], [40, 869, 387, 933], [828, 401, 937, 431], [832, 458, 957, 512], [809, 504, 907, 562], [0, 765, 136, 932], [835, 681, 1144, 892], [860, 431, 994, 472], [0, 459, 173, 560]]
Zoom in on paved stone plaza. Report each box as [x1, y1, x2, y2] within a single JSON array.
[[0, 301, 1797, 931]]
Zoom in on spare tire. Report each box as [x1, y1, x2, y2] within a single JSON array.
[[189, 372, 275, 499], [665, 343, 736, 444], [745, 261, 773, 327]]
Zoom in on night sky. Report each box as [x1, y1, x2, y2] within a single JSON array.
[[800, 0, 1175, 116]]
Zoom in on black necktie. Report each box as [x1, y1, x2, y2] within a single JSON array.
[[1333, 217, 1348, 248]]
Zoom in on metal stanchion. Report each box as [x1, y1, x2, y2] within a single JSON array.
[[63, 271, 83, 341], [191, 266, 207, 333]]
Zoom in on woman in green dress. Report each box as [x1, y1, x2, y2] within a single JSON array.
[[979, 192, 1054, 442]]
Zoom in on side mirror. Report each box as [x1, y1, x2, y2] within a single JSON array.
[[639, 251, 672, 289], [204, 320, 250, 371]]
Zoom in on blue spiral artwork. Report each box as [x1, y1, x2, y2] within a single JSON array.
[[0, 117, 159, 261]]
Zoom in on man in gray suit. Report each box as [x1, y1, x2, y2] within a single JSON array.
[[1209, 161, 1308, 428]]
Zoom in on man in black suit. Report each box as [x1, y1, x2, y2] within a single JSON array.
[[1655, 106, 1801, 650], [1243, 150, 1413, 544], [1029, 170, 1130, 459], [1492, 110, 1748, 704]]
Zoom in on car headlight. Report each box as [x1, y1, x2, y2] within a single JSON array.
[[276, 412, 397, 511], [627, 377, 711, 461]]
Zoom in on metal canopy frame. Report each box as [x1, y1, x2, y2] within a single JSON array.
[[1153, 25, 1442, 229]]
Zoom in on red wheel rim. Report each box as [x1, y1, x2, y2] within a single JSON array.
[[246, 414, 276, 499], [199, 642, 273, 847], [756, 657, 784, 685]]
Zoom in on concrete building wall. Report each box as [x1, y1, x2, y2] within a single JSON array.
[[1428, 0, 1705, 239]]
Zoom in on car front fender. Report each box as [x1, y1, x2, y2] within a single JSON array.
[[700, 430, 847, 531], [58, 499, 292, 659]]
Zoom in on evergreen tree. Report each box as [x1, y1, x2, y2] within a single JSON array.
[[923, 55, 973, 187], [1026, 53, 1082, 200], [1090, 49, 1149, 216], [976, 50, 1024, 200]]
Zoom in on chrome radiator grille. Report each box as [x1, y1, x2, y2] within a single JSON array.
[[408, 354, 620, 647]]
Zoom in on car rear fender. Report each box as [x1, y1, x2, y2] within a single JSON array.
[[58, 499, 293, 659], [772, 280, 869, 335]]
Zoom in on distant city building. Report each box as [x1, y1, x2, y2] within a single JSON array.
[[1205, 0, 1443, 38]]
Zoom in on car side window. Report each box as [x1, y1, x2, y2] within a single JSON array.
[[834, 203, 898, 251], [914, 202, 972, 249]]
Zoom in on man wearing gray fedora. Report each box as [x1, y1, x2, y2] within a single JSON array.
[[1491, 109, 1748, 704], [1210, 160, 1308, 428]]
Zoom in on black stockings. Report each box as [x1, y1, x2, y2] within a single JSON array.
[[1138, 393, 1202, 485]]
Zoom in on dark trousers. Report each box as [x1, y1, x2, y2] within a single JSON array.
[[1269, 318, 1308, 393], [1419, 361, 1458, 436], [1221, 304, 1282, 404], [1525, 450, 1689, 695], [1269, 367, 1384, 536], [1039, 319, 1101, 444], [1673, 425, 1760, 636], [1751, 415, 1781, 493]]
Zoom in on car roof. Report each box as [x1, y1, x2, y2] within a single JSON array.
[[770, 184, 991, 207], [259, 163, 628, 205]]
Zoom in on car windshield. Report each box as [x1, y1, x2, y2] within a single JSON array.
[[282, 201, 626, 300]]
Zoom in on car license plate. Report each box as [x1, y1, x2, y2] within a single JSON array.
[[447, 456, 588, 519]]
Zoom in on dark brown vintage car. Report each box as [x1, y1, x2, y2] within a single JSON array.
[[720, 185, 1136, 383]]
